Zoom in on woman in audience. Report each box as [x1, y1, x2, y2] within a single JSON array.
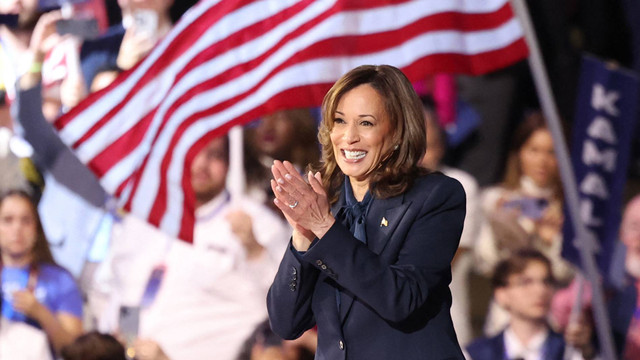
[[474, 111, 574, 335], [0, 189, 83, 354], [244, 108, 320, 204]]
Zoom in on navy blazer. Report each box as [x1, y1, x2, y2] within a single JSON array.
[[466, 329, 566, 360], [267, 173, 466, 359]]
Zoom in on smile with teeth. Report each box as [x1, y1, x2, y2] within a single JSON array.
[[343, 149, 366, 160]]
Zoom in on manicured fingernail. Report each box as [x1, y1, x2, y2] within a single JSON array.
[[276, 186, 282, 192], [285, 174, 292, 180], [277, 178, 284, 184]]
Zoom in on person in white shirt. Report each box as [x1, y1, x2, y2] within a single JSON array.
[[466, 248, 595, 360], [88, 135, 290, 360]]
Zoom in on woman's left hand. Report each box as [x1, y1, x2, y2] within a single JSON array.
[[270, 160, 335, 239], [12, 290, 44, 319], [536, 201, 563, 245]]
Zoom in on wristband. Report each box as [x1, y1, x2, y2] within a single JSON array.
[[28, 61, 43, 74]]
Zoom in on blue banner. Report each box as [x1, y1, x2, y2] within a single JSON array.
[[562, 55, 639, 277]]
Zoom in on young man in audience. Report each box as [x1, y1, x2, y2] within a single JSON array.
[[467, 248, 595, 360]]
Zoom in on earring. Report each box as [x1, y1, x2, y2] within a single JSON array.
[[394, 144, 399, 150]]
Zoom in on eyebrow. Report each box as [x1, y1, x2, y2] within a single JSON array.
[[334, 110, 377, 120]]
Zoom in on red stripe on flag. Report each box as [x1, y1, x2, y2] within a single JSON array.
[[89, 2, 518, 179], [137, 16, 524, 228], [86, 109, 157, 177], [86, 0, 336, 177], [53, 0, 530, 241]]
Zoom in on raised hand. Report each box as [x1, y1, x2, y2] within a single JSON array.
[[270, 160, 334, 246]]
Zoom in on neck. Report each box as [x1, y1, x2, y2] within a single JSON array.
[[348, 177, 369, 201], [195, 189, 225, 209], [0, 26, 31, 51], [509, 317, 547, 346], [157, 14, 173, 37], [1, 253, 32, 268]]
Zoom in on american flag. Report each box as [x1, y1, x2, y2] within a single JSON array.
[[54, 0, 528, 242]]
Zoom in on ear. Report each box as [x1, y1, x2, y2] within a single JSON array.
[[494, 287, 510, 310]]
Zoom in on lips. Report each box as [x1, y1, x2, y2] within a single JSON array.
[[343, 149, 366, 160]]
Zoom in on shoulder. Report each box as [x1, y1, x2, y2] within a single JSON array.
[[441, 166, 480, 197], [235, 197, 289, 234], [37, 264, 78, 288], [407, 171, 466, 207], [236, 197, 284, 224], [466, 332, 504, 359]]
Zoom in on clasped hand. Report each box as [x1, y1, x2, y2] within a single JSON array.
[[270, 161, 335, 250], [12, 290, 43, 319]]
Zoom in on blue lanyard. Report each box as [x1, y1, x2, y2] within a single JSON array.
[[196, 191, 231, 223]]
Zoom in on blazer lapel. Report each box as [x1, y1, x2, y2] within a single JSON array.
[[366, 193, 410, 255], [339, 192, 410, 323]]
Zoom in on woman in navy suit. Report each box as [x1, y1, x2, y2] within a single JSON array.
[[267, 65, 466, 359]]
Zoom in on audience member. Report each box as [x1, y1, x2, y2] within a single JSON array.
[[89, 135, 290, 360], [421, 96, 481, 346], [466, 249, 595, 360], [13, 10, 109, 277], [0, 0, 41, 111], [60, 331, 126, 360], [80, 0, 173, 92], [244, 109, 320, 204], [475, 111, 575, 334], [0, 314, 52, 360], [0, 189, 83, 354], [236, 319, 315, 360], [608, 194, 640, 359]]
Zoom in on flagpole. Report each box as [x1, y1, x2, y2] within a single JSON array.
[[227, 125, 246, 201], [509, 0, 617, 359]]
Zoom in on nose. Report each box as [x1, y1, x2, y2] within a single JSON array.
[[343, 123, 359, 144]]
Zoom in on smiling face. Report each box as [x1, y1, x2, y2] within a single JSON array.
[[0, 194, 37, 264], [519, 128, 558, 188], [329, 84, 394, 190]]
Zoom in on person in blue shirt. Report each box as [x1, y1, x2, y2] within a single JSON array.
[[0, 189, 83, 354]]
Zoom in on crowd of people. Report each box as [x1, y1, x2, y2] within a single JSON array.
[[1, 0, 640, 359]]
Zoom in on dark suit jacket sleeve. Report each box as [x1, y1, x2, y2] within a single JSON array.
[[290, 176, 463, 326], [298, 177, 465, 322], [267, 242, 321, 339]]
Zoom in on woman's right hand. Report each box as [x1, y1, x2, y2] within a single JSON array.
[[270, 178, 315, 251], [270, 160, 333, 250], [116, 26, 156, 71]]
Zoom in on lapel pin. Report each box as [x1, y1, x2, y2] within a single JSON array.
[[380, 217, 388, 227]]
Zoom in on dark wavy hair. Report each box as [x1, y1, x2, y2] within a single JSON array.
[[491, 248, 555, 290], [0, 189, 55, 267], [315, 65, 428, 203]]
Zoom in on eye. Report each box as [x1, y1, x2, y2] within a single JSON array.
[[333, 117, 345, 124], [360, 120, 373, 127]]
